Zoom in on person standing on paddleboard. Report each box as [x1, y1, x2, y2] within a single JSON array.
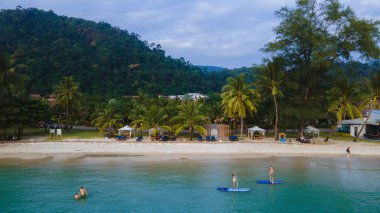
[[232, 173, 237, 189], [269, 166, 274, 184]]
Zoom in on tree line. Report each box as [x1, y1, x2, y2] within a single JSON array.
[[1, 0, 380, 141]]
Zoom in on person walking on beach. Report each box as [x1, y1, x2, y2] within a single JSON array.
[[269, 166, 274, 184], [346, 147, 351, 158], [232, 173, 237, 189]]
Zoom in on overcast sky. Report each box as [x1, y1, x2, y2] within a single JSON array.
[[1, 0, 379, 68]]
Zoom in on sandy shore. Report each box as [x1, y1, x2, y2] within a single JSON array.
[[1, 139, 380, 161]]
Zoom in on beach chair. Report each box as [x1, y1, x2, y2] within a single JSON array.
[[206, 136, 217, 141], [136, 136, 143, 142], [198, 135, 203, 141], [229, 136, 239, 141]]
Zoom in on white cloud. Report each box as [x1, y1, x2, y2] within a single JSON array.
[[0, 0, 378, 68]]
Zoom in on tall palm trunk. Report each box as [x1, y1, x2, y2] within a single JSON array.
[[66, 108, 70, 130], [324, 125, 338, 142], [354, 106, 373, 142], [190, 126, 193, 140], [273, 95, 279, 140], [240, 116, 244, 137]]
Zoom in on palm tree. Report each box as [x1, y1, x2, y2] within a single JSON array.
[[163, 100, 179, 137], [131, 105, 167, 140], [0, 53, 27, 95], [257, 58, 285, 140], [354, 69, 380, 142], [53, 76, 81, 127], [91, 107, 123, 135], [173, 100, 207, 140], [324, 78, 362, 142], [221, 74, 258, 137], [129, 102, 146, 137]]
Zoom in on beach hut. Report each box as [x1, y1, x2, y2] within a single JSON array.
[[118, 125, 134, 138], [304, 126, 320, 139], [204, 124, 230, 140], [248, 126, 266, 140], [279, 132, 286, 142]]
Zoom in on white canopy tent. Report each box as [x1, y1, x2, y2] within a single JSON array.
[[118, 125, 134, 138], [248, 126, 266, 139], [304, 126, 320, 138]]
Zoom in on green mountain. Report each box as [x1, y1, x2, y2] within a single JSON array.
[[0, 7, 231, 95]]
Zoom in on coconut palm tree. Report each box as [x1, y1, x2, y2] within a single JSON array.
[[53, 76, 81, 127], [353, 69, 380, 142], [129, 102, 146, 137], [0, 53, 27, 95], [256, 58, 285, 140], [324, 78, 362, 142], [173, 100, 207, 140], [91, 107, 123, 135], [163, 100, 180, 138], [131, 105, 167, 140], [221, 73, 258, 137]]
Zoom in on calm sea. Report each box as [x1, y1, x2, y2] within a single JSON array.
[[0, 156, 379, 212]]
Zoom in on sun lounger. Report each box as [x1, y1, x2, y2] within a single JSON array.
[[229, 136, 239, 141], [206, 136, 217, 141]]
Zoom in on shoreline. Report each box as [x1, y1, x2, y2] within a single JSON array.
[[1, 140, 380, 162]]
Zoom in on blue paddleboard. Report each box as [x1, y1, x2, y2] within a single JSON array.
[[256, 180, 284, 184], [217, 187, 250, 192]]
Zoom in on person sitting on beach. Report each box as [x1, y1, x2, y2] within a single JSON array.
[[269, 166, 274, 184], [74, 193, 80, 200], [79, 186, 88, 198], [232, 173, 237, 189], [346, 147, 351, 158]]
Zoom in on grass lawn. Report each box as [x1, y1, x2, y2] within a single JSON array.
[[56, 129, 103, 139]]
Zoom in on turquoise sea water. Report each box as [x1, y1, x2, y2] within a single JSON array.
[[0, 156, 379, 212]]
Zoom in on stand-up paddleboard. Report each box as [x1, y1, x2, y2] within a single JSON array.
[[256, 180, 284, 184], [217, 187, 251, 192]]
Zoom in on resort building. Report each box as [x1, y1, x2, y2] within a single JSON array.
[[162, 93, 207, 101], [340, 110, 380, 139]]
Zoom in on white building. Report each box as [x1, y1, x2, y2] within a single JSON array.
[[340, 110, 380, 138], [163, 93, 207, 101]]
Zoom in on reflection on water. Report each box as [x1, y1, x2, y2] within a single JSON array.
[[0, 156, 379, 212]]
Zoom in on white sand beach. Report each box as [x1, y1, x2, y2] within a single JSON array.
[[1, 139, 380, 161]]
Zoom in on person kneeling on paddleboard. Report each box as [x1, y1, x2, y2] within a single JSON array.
[[232, 173, 237, 189], [269, 166, 274, 185]]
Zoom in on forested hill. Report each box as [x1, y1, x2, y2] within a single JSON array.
[[0, 7, 231, 95]]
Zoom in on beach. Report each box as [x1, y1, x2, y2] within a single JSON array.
[[1, 139, 380, 161]]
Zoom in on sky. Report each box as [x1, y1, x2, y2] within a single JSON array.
[[1, 0, 379, 68]]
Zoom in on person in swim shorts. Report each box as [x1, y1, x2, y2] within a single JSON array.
[[232, 173, 237, 189], [346, 147, 351, 158], [79, 186, 88, 198], [269, 166, 274, 184]]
